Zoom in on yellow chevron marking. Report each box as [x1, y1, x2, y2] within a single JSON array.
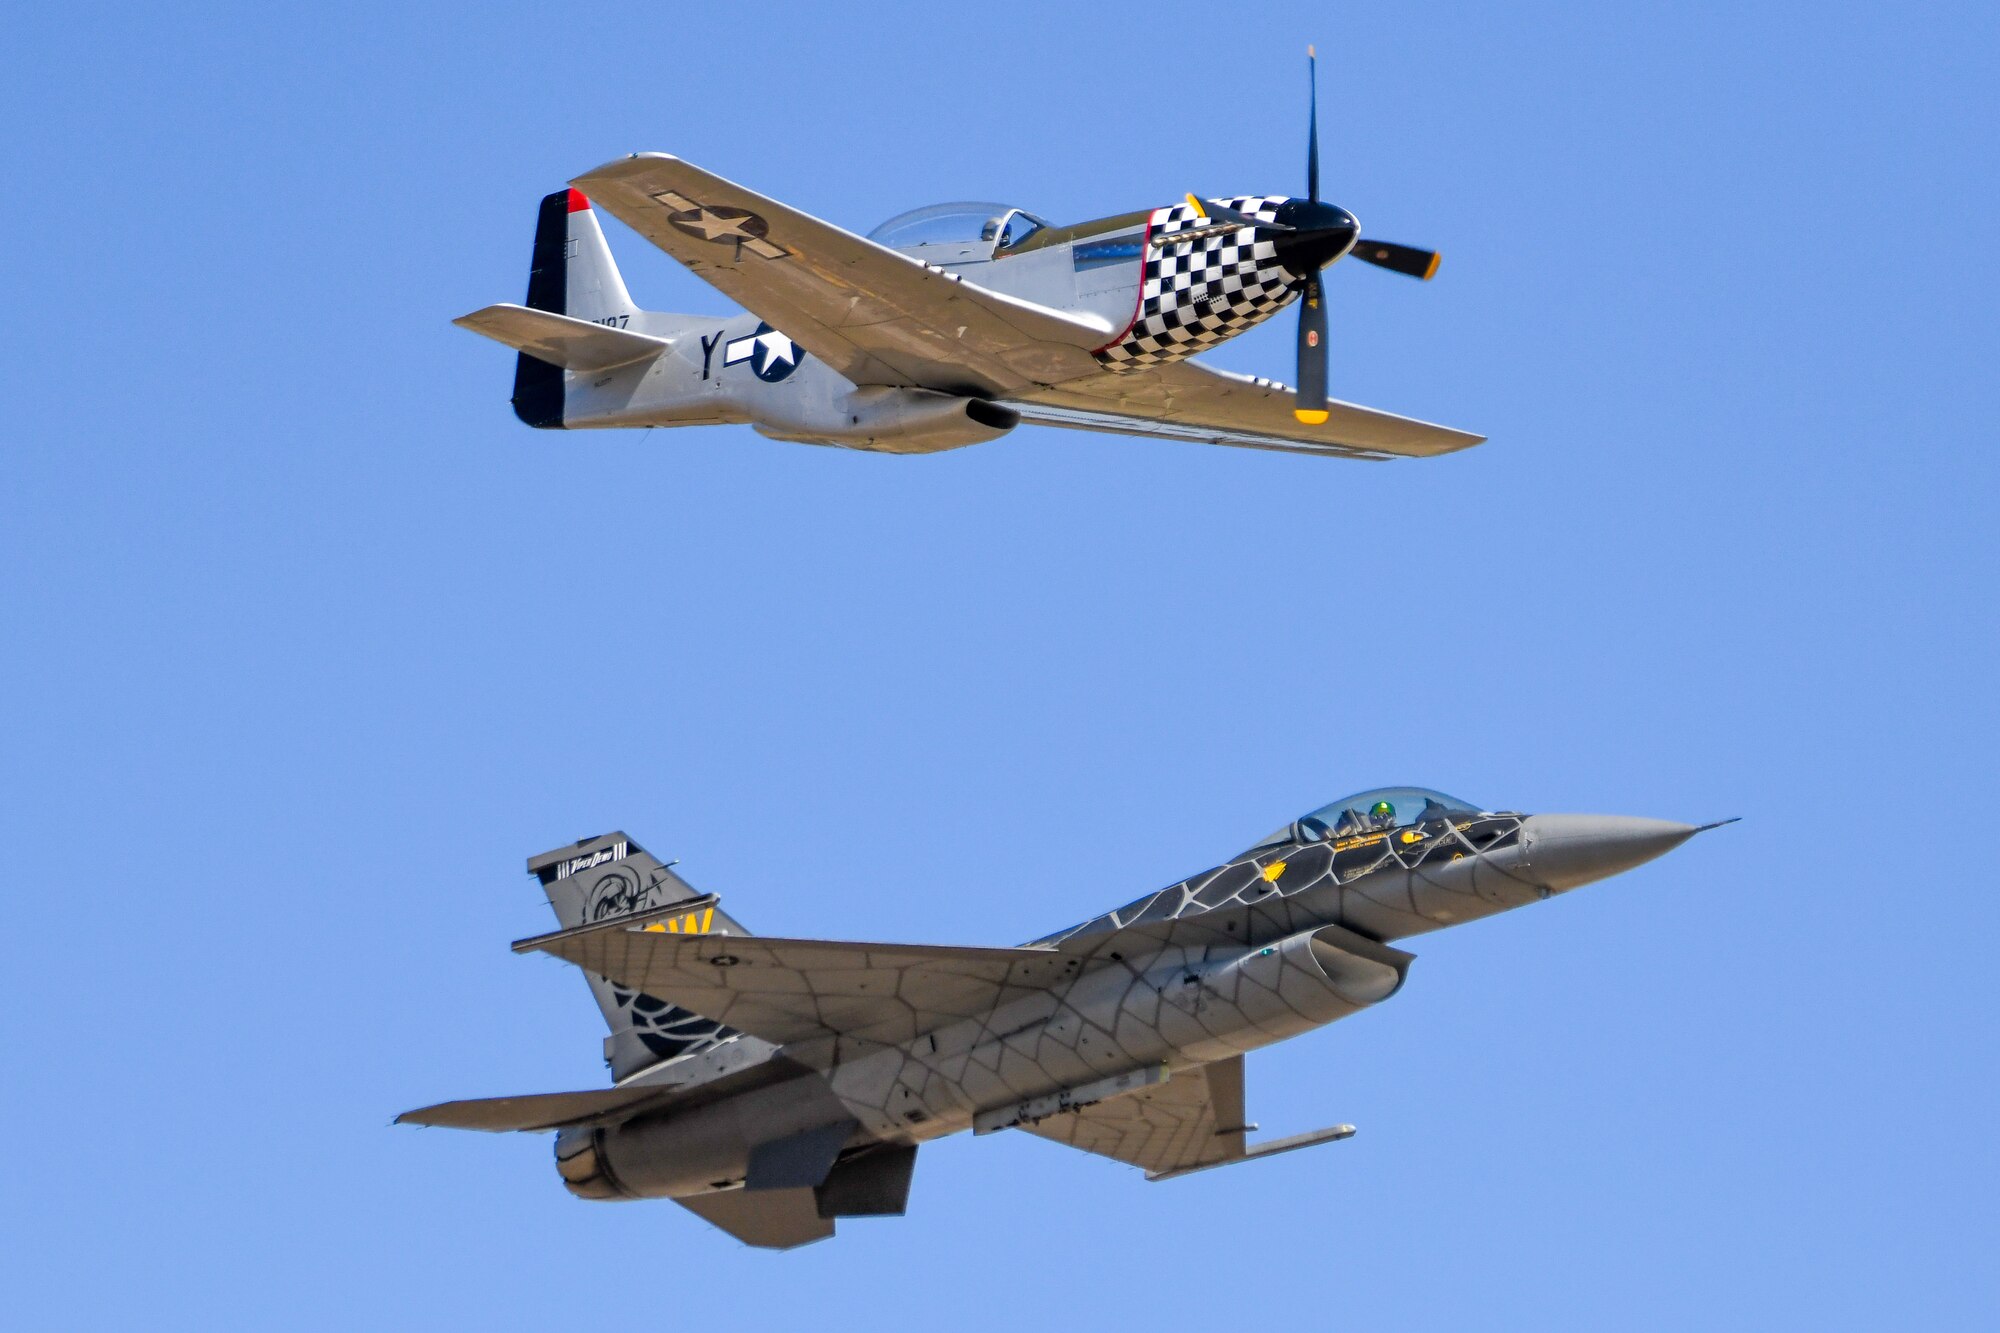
[[1262, 861, 1288, 882], [638, 907, 713, 934]]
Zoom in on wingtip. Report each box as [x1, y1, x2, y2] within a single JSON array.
[[571, 151, 682, 186]]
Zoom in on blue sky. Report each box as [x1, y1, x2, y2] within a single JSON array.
[[3, 1, 1995, 1326]]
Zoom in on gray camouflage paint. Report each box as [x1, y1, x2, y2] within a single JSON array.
[[508, 804, 1690, 1206]]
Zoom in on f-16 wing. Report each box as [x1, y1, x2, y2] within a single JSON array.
[[1018, 1055, 1248, 1176], [1019, 1054, 1357, 1180], [515, 906, 1076, 1050], [573, 153, 1110, 397], [1008, 359, 1485, 459]]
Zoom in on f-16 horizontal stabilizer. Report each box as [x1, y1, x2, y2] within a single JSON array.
[[455, 303, 670, 373], [395, 1083, 674, 1133], [678, 1188, 832, 1250]]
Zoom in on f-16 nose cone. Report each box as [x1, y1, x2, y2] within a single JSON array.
[[1519, 814, 1703, 892]]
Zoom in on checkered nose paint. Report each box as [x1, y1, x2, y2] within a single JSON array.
[[1094, 195, 1298, 371]]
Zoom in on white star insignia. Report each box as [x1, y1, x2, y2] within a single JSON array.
[[679, 209, 757, 242], [753, 329, 796, 372]]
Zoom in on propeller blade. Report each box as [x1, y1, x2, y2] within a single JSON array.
[[1352, 239, 1441, 280], [1294, 270, 1329, 424], [1306, 46, 1321, 203]]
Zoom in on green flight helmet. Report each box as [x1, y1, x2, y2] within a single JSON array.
[[1370, 799, 1396, 827]]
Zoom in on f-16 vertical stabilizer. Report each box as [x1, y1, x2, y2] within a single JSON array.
[[527, 833, 751, 1079]]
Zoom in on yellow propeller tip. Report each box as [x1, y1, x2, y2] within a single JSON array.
[[1423, 253, 1442, 280], [1184, 193, 1207, 218], [1294, 409, 1330, 425]]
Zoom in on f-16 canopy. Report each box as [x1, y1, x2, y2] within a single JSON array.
[[1246, 787, 1483, 854]]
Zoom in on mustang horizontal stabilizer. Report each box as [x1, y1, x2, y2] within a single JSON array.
[[1010, 359, 1484, 459], [395, 1084, 674, 1133], [518, 919, 1075, 1049], [572, 154, 1111, 396], [454, 303, 671, 373]]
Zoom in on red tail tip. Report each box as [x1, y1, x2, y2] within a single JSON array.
[[566, 188, 590, 213]]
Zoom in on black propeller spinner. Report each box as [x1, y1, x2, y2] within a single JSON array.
[[1193, 48, 1444, 424]]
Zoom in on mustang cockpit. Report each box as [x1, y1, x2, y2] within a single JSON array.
[[868, 202, 1050, 260]]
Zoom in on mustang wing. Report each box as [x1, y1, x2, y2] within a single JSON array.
[[1018, 1055, 1248, 1177], [518, 915, 1075, 1049], [1008, 358, 1484, 459], [573, 154, 1110, 396]]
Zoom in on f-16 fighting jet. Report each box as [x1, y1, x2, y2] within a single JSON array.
[[456, 53, 1482, 460], [400, 790, 1727, 1248]]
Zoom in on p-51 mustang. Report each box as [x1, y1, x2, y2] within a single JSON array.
[[400, 791, 1725, 1249], [457, 54, 1482, 460]]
